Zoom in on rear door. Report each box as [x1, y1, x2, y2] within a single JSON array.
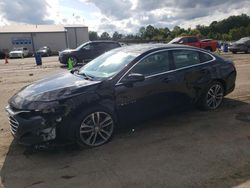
[[115, 50, 178, 121], [95, 42, 108, 57], [96, 42, 120, 56], [169, 49, 214, 101]]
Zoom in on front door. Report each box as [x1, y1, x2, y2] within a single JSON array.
[[115, 50, 178, 122]]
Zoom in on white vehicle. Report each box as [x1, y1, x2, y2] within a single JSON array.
[[9, 47, 29, 58]]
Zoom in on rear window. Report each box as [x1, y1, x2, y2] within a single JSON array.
[[108, 43, 120, 48], [199, 52, 213, 62], [172, 50, 200, 69]]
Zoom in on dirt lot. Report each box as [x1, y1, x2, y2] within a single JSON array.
[[0, 53, 250, 188]]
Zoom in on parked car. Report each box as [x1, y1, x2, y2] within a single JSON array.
[[228, 37, 250, 54], [0, 50, 6, 59], [9, 47, 29, 58], [36, 46, 52, 56], [168, 36, 217, 52], [59, 41, 121, 66], [6, 44, 236, 147]]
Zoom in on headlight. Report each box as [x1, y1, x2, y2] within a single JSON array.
[[34, 101, 60, 112]]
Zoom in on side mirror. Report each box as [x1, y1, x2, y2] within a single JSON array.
[[122, 73, 145, 84]]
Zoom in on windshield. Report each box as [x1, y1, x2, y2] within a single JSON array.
[[79, 49, 137, 80], [236, 37, 250, 44], [75, 42, 89, 50], [168, 37, 181, 44]]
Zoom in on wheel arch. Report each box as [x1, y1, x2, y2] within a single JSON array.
[[58, 98, 118, 141], [212, 79, 226, 95]]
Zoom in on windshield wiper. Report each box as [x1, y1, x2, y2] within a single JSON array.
[[70, 68, 95, 80], [77, 72, 94, 80]]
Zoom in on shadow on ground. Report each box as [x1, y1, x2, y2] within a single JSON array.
[[1, 98, 250, 188]]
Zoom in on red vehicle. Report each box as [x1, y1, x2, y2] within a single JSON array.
[[169, 36, 217, 52]]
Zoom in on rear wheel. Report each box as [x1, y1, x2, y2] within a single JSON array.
[[76, 107, 115, 147], [198, 81, 224, 110]]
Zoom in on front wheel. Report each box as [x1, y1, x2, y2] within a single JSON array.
[[68, 57, 78, 67], [198, 82, 224, 110], [76, 109, 115, 147]]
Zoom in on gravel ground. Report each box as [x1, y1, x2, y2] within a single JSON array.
[[0, 53, 249, 188]]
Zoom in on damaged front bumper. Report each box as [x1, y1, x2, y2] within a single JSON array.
[[5, 105, 58, 146]]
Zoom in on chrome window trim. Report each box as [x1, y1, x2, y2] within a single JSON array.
[[115, 48, 215, 86]]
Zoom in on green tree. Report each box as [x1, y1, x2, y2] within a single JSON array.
[[100, 32, 111, 40], [112, 31, 123, 41], [145, 25, 155, 39], [188, 29, 201, 36], [89, 31, 99, 40], [138, 27, 146, 39]]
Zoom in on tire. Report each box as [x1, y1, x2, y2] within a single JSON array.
[[68, 56, 78, 67], [198, 81, 224, 111], [232, 51, 237, 54], [75, 106, 115, 148]]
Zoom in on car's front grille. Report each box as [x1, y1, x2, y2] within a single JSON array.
[[8, 115, 19, 135], [5, 105, 30, 135], [11, 53, 19, 57]]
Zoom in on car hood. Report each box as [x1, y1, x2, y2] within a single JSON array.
[[9, 72, 102, 109]]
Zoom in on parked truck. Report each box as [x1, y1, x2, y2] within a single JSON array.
[[168, 36, 217, 52]]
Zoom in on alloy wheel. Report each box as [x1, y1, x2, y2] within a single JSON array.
[[206, 84, 224, 109], [79, 112, 114, 146]]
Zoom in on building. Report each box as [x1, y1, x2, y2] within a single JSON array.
[[0, 24, 89, 53]]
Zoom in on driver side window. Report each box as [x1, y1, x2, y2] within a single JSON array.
[[83, 44, 94, 50], [131, 51, 170, 77]]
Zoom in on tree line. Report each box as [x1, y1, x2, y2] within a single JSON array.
[[89, 14, 250, 42]]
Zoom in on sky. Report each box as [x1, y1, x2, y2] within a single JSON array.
[[0, 0, 250, 34]]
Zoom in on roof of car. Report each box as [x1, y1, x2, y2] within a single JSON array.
[[115, 43, 201, 55], [90, 40, 119, 43]]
